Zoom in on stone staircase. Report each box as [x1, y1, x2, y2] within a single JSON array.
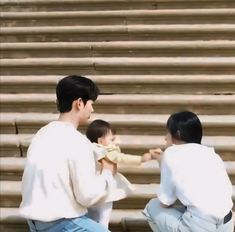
[[0, 0, 235, 231]]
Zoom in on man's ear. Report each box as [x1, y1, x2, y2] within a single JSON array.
[[75, 98, 84, 110]]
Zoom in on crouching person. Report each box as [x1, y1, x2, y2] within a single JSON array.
[[144, 111, 233, 232]]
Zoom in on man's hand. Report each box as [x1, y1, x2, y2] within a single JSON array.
[[100, 158, 117, 175]]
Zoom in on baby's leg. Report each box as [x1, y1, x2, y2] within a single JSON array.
[[88, 202, 113, 229], [98, 202, 113, 228]]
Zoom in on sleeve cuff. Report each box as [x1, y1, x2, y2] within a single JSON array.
[[101, 169, 113, 178]]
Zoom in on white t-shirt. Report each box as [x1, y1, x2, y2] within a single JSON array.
[[158, 143, 233, 218], [20, 121, 114, 221]]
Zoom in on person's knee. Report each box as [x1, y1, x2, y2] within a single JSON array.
[[146, 198, 162, 215], [147, 198, 159, 207]]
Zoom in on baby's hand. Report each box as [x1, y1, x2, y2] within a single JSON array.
[[141, 153, 152, 162]]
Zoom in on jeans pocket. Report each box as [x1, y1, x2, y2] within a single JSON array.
[[60, 220, 83, 232]]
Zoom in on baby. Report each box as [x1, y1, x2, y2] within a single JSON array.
[[86, 119, 157, 229]]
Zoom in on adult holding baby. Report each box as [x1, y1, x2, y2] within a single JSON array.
[[20, 75, 116, 232]]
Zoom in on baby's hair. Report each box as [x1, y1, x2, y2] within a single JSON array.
[[166, 111, 203, 144], [86, 119, 116, 143]]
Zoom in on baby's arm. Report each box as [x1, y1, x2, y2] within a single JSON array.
[[105, 146, 162, 165], [106, 151, 142, 165], [106, 148, 163, 165]]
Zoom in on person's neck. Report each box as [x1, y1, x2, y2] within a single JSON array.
[[172, 138, 186, 145], [58, 112, 79, 129]]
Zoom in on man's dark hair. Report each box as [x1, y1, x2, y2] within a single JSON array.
[[166, 111, 203, 144], [86, 119, 115, 143], [56, 75, 99, 113]]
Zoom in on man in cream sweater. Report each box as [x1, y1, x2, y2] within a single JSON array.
[[20, 75, 116, 232]]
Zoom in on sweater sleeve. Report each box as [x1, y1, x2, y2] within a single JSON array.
[[157, 151, 177, 206], [106, 147, 142, 165]]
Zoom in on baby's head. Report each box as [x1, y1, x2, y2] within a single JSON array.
[[165, 111, 203, 146], [86, 119, 116, 146]]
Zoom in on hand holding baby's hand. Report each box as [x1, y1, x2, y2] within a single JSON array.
[[141, 148, 163, 163], [149, 148, 163, 162], [141, 153, 152, 162]]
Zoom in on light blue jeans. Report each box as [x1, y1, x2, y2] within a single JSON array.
[[27, 215, 110, 232], [143, 198, 234, 232]]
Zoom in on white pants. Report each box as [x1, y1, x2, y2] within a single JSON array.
[[143, 198, 234, 232], [88, 202, 113, 229]]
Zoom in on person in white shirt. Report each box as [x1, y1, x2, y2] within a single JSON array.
[[143, 111, 233, 232], [85, 119, 154, 228], [19, 75, 116, 232]]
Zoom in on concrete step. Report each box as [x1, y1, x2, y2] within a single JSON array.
[[1, 134, 234, 160], [1, 24, 235, 43], [1, 94, 235, 114], [1, 157, 234, 183], [2, 9, 235, 27], [1, 57, 235, 75], [0, 182, 159, 208], [0, 157, 25, 181], [1, 75, 235, 95], [0, 208, 234, 232], [1, 113, 235, 136], [1, 181, 235, 209], [2, 41, 235, 58], [0, 157, 163, 183], [1, 0, 235, 12]]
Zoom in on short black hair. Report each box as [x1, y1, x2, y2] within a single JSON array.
[[86, 119, 115, 143], [166, 111, 203, 144], [56, 75, 99, 113]]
